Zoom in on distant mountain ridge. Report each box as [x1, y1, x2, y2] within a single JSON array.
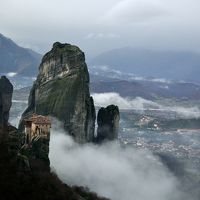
[[89, 66, 200, 100], [89, 47, 200, 83], [0, 33, 42, 77], [91, 79, 200, 100]]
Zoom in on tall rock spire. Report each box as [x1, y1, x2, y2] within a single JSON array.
[[96, 105, 120, 143], [20, 42, 96, 143]]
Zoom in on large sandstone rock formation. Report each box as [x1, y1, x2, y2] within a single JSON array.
[[20, 42, 96, 143], [0, 76, 13, 128], [96, 105, 120, 143]]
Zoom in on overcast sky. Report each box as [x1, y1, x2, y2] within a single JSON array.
[[1, 0, 200, 58]]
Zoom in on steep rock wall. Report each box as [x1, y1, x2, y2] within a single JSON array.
[[96, 105, 120, 143], [0, 76, 13, 128], [20, 42, 96, 143]]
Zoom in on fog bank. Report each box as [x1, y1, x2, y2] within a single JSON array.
[[49, 121, 184, 200], [92, 92, 200, 118]]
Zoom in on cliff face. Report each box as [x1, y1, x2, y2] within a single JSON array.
[[96, 105, 120, 143], [0, 76, 13, 128], [0, 77, 50, 172], [21, 42, 96, 143], [0, 77, 108, 200], [20, 136, 50, 172]]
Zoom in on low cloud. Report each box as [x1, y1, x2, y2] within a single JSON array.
[[92, 93, 158, 110], [130, 76, 172, 84], [50, 121, 184, 200], [168, 106, 200, 119], [90, 65, 173, 83], [92, 92, 200, 118], [6, 72, 18, 77]]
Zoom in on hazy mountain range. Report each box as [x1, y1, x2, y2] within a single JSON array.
[[89, 47, 200, 83], [1, 33, 200, 83], [1, 33, 200, 101], [91, 80, 200, 100], [12, 66, 200, 102], [0, 33, 41, 77]]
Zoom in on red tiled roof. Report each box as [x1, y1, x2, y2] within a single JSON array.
[[25, 114, 51, 124]]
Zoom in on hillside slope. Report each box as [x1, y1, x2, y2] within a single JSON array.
[[89, 47, 200, 82], [0, 33, 41, 77]]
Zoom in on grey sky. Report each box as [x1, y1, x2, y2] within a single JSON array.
[[1, 0, 200, 58]]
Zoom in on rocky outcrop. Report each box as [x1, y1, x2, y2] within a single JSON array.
[[0, 79, 27, 172], [20, 137, 50, 172], [0, 77, 108, 200], [0, 76, 13, 129], [20, 42, 96, 143], [96, 105, 120, 143], [0, 78, 49, 172]]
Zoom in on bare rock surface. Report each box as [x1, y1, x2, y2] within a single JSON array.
[[20, 42, 96, 143]]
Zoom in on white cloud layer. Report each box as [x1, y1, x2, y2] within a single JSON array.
[[50, 122, 184, 200], [6, 72, 18, 77], [90, 65, 173, 83], [92, 92, 200, 118]]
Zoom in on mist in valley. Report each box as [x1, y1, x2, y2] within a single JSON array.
[[49, 120, 189, 200], [92, 92, 200, 119]]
